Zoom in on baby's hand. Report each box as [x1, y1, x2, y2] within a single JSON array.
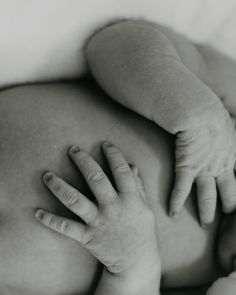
[[35, 143, 160, 285], [170, 106, 236, 226]]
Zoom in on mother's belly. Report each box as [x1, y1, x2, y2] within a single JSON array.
[[0, 82, 221, 294]]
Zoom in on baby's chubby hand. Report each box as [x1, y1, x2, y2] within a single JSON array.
[[170, 106, 236, 226], [35, 143, 160, 286]]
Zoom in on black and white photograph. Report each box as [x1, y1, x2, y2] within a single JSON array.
[[1, 1, 236, 294]]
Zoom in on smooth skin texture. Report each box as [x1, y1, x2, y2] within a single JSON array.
[[0, 19, 235, 295], [35, 143, 160, 295], [85, 20, 236, 226], [0, 82, 221, 294], [35, 143, 236, 295]]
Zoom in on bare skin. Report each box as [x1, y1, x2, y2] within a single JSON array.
[[0, 20, 236, 295], [0, 82, 222, 294], [35, 143, 161, 295], [85, 20, 236, 227]]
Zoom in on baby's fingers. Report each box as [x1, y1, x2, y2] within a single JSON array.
[[102, 142, 136, 193], [43, 172, 98, 224], [35, 209, 91, 244], [69, 146, 117, 204], [169, 171, 194, 217], [197, 177, 217, 226], [217, 172, 236, 213]]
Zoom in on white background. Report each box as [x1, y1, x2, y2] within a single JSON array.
[[0, 0, 235, 87]]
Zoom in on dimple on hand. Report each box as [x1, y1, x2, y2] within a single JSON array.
[[35, 143, 160, 275], [169, 107, 236, 226]]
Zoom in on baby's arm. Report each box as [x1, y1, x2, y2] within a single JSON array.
[[35, 143, 161, 295], [85, 20, 236, 226], [197, 45, 236, 116]]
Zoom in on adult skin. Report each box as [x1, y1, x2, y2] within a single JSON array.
[[0, 81, 221, 294]]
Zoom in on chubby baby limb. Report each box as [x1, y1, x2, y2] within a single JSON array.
[[85, 20, 236, 226], [35, 143, 161, 295]]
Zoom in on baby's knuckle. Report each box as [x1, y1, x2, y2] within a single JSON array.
[[172, 187, 188, 198], [138, 183, 144, 191], [105, 146, 119, 155], [217, 172, 231, 182], [47, 215, 56, 227], [63, 190, 80, 207], [103, 189, 117, 201], [87, 169, 105, 182], [199, 197, 214, 207], [89, 215, 103, 227], [85, 210, 98, 225], [56, 219, 68, 233], [174, 187, 186, 194], [222, 162, 231, 170], [81, 230, 94, 246], [114, 163, 130, 175], [205, 165, 215, 173]]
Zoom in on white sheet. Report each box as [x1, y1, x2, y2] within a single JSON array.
[[0, 0, 235, 88]]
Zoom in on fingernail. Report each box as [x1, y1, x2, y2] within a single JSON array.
[[35, 209, 44, 220], [169, 211, 178, 218], [43, 172, 53, 182], [201, 223, 208, 229], [103, 141, 113, 148], [70, 145, 80, 154]]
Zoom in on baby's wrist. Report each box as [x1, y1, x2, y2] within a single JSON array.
[[115, 251, 160, 292], [94, 237, 161, 295], [178, 102, 232, 145], [96, 263, 161, 295], [187, 100, 229, 132]]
